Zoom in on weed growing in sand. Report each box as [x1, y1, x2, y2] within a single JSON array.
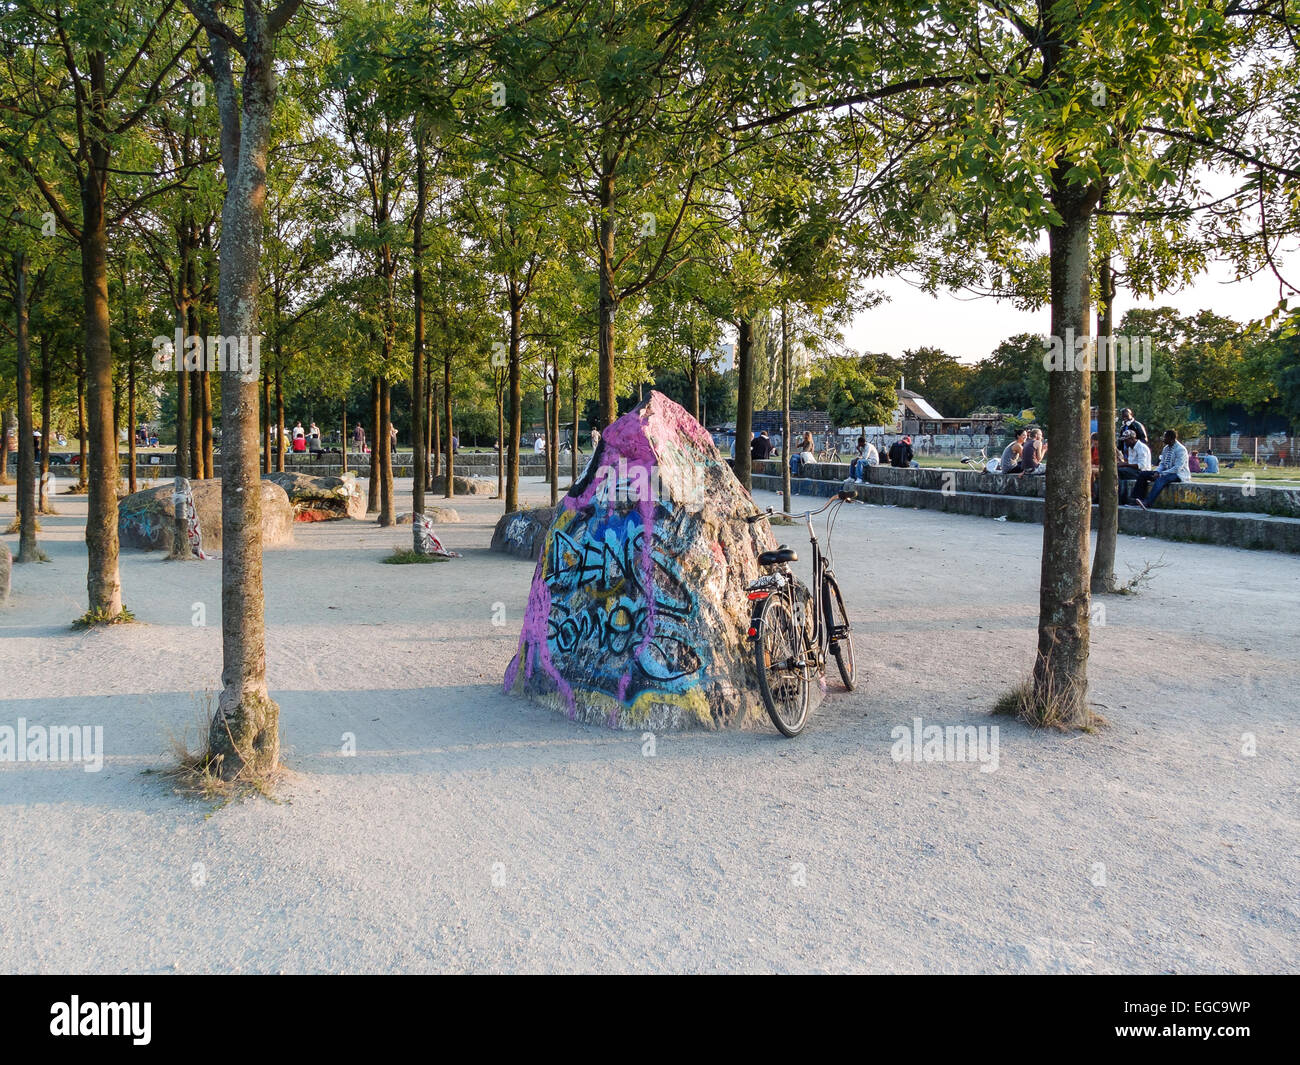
[[1113, 555, 1169, 596], [993, 671, 1107, 733], [71, 605, 134, 629], [5, 516, 38, 534], [158, 691, 287, 807], [382, 547, 447, 564]]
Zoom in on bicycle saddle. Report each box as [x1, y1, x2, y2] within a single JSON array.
[[758, 545, 798, 566]]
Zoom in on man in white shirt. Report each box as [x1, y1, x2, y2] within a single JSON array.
[[1136, 429, 1191, 509], [1117, 429, 1151, 504]]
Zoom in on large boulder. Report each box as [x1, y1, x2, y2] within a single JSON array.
[[430, 474, 496, 496], [504, 392, 776, 731], [397, 507, 460, 524], [263, 471, 365, 521], [490, 506, 556, 560], [0, 541, 10, 603], [118, 480, 294, 553]]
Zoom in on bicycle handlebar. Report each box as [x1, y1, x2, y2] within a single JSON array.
[[744, 490, 859, 524]]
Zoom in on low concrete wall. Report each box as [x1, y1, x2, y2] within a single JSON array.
[[751, 474, 1300, 553], [753, 460, 1300, 517]]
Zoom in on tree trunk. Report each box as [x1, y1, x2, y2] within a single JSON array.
[[125, 337, 136, 495], [570, 359, 579, 484], [261, 370, 271, 474], [411, 136, 427, 538], [201, 368, 213, 478], [597, 164, 617, 428], [274, 364, 285, 473], [504, 295, 522, 513], [13, 251, 41, 562], [80, 144, 123, 613], [691, 360, 700, 423], [170, 299, 192, 560], [75, 357, 87, 489], [39, 333, 53, 510], [497, 386, 506, 498], [378, 376, 394, 525], [1091, 232, 1119, 594], [428, 382, 437, 486], [443, 351, 454, 498], [366, 376, 380, 513], [781, 304, 791, 513], [549, 356, 559, 506], [1034, 178, 1097, 727], [733, 318, 754, 491], [340, 401, 348, 475], [201, 8, 293, 780], [0, 405, 11, 486]]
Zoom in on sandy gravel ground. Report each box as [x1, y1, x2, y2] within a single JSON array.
[[0, 477, 1296, 974]]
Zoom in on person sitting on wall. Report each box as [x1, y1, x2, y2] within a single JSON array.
[[999, 428, 1026, 474], [888, 434, 914, 468], [1136, 428, 1191, 509], [1015, 429, 1041, 476], [789, 431, 814, 475], [751, 430, 772, 461], [1117, 429, 1152, 504], [850, 435, 879, 482]]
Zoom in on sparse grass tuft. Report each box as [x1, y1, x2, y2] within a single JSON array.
[[158, 691, 287, 806], [993, 668, 1107, 732], [72, 605, 135, 629], [382, 547, 447, 564], [5, 516, 38, 534]]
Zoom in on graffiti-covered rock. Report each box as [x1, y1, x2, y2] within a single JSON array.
[[490, 506, 556, 560], [118, 480, 294, 553], [504, 392, 776, 730], [263, 471, 365, 521]]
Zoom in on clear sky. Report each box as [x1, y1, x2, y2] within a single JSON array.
[[847, 258, 1296, 366]]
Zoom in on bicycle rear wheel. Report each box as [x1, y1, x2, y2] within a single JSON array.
[[823, 574, 856, 690], [754, 590, 810, 736]]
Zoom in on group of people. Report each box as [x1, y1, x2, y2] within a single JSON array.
[[1090, 408, 1203, 509], [998, 427, 1048, 475]]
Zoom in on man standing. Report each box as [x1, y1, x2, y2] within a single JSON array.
[[1120, 408, 1147, 447]]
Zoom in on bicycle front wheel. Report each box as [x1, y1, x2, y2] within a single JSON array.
[[755, 590, 810, 737], [824, 574, 857, 691]]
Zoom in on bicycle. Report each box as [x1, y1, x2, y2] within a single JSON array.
[[743, 490, 858, 736], [817, 440, 842, 463]]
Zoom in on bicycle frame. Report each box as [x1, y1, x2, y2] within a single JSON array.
[[745, 491, 853, 666]]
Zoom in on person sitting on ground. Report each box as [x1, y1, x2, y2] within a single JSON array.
[[1117, 429, 1152, 504], [888, 434, 914, 468], [999, 428, 1026, 474], [1137, 428, 1191, 509], [1188, 448, 1203, 473], [1201, 446, 1220, 474], [751, 430, 772, 461]]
